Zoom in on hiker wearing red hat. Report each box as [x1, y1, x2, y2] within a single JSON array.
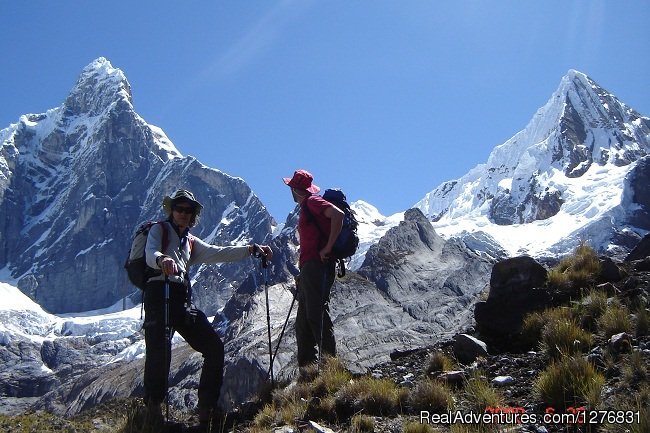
[[283, 170, 344, 367]]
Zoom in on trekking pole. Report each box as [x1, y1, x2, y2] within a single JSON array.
[[253, 245, 274, 387], [267, 287, 296, 380], [164, 275, 171, 423]]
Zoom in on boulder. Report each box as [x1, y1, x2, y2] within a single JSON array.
[[599, 257, 625, 283], [625, 233, 650, 262], [488, 256, 547, 300], [453, 334, 488, 364], [608, 332, 633, 354], [475, 257, 552, 347]]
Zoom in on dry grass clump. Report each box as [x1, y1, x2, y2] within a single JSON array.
[[622, 350, 648, 385], [256, 358, 353, 427], [522, 306, 592, 359], [462, 371, 503, 413], [351, 414, 375, 432], [541, 312, 593, 360], [520, 310, 547, 349], [632, 385, 650, 433], [310, 356, 353, 397], [253, 390, 309, 429], [426, 351, 456, 374], [636, 306, 650, 337], [534, 356, 605, 410], [521, 307, 576, 351], [337, 376, 404, 417], [573, 288, 609, 331], [407, 378, 454, 413], [256, 357, 415, 428], [597, 300, 632, 339], [547, 242, 601, 289]]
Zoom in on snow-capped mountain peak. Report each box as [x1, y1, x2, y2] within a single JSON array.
[[415, 70, 649, 258], [63, 57, 133, 117]]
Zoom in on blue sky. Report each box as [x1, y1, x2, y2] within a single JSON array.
[[1, 1, 649, 222]]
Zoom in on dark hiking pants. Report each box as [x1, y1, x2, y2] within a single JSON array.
[[143, 281, 224, 412], [296, 259, 336, 367]]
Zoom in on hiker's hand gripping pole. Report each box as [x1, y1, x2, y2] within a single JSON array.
[[251, 243, 270, 269]]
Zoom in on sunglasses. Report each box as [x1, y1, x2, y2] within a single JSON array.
[[173, 206, 195, 215]]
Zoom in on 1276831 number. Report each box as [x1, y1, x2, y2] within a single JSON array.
[[586, 410, 640, 425]]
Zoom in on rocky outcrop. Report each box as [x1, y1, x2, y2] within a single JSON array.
[[625, 233, 650, 263], [358, 208, 493, 331], [474, 256, 552, 347]]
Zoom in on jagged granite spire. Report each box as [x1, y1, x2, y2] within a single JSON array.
[[63, 57, 133, 117], [485, 70, 650, 178], [0, 58, 273, 313]]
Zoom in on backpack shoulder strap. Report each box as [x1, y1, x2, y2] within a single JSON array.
[[157, 221, 169, 253], [301, 196, 325, 236]]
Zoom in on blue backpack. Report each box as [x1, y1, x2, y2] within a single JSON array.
[[304, 188, 359, 276]]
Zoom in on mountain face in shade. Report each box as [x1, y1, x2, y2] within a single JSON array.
[[0, 58, 274, 314]]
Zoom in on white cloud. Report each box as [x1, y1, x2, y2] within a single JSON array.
[[201, 0, 314, 82]]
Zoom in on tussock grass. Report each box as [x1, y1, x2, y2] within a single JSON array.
[[253, 395, 309, 429], [337, 376, 403, 417], [312, 356, 353, 396], [598, 300, 632, 339], [426, 351, 456, 374], [534, 356, 605, 410], [521, 307, 575, 351], [351, 414, 375, 432], [634, 306, 649, 337], [541, 313, 593, 360], [408, 378, 454, 413], [252, 402, 279, 429], [520, 310, 546, 349], [623, 350, 648, 385], [257, 357, 417, 428], [632, 386, 650, 433], [0, 413, 100, 433], [463, 371, 503, 413], [547, 242, 601, 289], [573, 288, 609, 331]]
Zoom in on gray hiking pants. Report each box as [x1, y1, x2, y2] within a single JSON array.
[[295, 259, 336, 367]]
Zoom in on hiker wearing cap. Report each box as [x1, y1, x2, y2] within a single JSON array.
[[143, 189, 272, 427], [283, 170, 344, 368]]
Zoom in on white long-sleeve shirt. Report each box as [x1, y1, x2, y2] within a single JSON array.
[[145, 221, 250, 285]]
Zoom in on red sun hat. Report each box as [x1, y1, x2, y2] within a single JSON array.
[[283, 169, 320, 194]]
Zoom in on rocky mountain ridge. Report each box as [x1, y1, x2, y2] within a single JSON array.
[[0, 57, 274, 314]]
